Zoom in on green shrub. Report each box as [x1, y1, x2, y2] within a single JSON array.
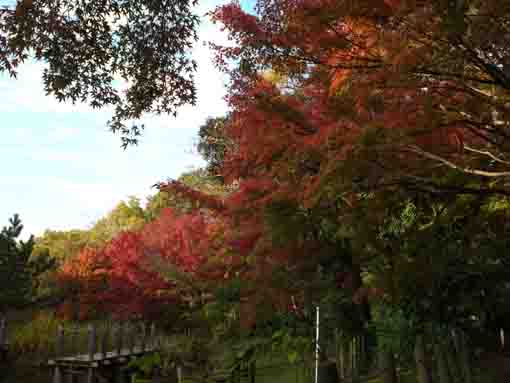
[[10, 312, 62, 359]]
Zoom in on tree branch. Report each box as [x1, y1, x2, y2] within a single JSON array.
[[415, 69, 498, 86], [463, 145, 510, 165], [406, 145, 510, 177], [398, 176, 510, 197]]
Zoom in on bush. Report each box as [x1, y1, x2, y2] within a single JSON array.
[[10, 312, 62, 360]]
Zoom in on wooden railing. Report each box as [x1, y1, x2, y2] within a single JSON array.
[[0, 317, 7, 348], [49, 322, 160, 383], [51, 321, 159, 361], [0, 317, 8, 363], [0, 317, 6, 347]]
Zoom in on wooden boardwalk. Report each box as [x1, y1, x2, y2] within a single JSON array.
[[49, 345, 154, 365], [49, 322, 160, 383], [0, 318, 256, 383]]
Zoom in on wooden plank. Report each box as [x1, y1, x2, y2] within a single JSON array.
[[48, 346, 157, 366], [47, 321, 159, 383]]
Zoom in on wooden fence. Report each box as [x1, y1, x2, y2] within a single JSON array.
[[51, 321, 159, 360], [49, 321, 160, 383], [0, 317, 7, 362]]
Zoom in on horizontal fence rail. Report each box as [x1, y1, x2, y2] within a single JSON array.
[[51, 321, 160, 362], [49, 321, 160, 383]]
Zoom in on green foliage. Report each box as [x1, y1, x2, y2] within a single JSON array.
[[0, 214, 44, 310], [264, 201, 311, 245], [146, 169, 228, 220], [10, 313, 62, 358], [128, 353, 163, 378], [89, 196, 146, 243], [28, 247, 57, 301], [0, 0, 200, 147], [197, 116, 231, 179], [34, 196, 146, 262], [270, 327, 313, 364], [371, 304, 415, 363], [32, 229, 92, 262]]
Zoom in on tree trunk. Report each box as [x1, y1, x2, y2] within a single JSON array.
[[434, 337, 452, 383], [457, 331, 472, 383], [445, 332, 460, 382], [352, 337, 360, 383], [414, 334, 432, 383], [380, 349, 398, 383], [335, 331, 345, 380]]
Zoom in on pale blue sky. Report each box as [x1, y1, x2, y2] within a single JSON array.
[[0, 0, 250, 238]]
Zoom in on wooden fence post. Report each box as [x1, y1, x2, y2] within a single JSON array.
[[140, 323, 147, 352], [177, 365, 182, 383], [112, 323, 119, 356], [101, 323, 109, 359], [128, 322, 136, 353], [53, 325, 64, 383], [53, 366, 63, 383], [70, 324, 78, 357], [56, 324, 64, 358], [116, 323, 124, 355], [85, 327, 96, 383], [0, 317, 6, 347], [150, 323, 156, 350], [87, 367, 95, 383], [124, 322, 131, 353], [88, 324, 96, 361]]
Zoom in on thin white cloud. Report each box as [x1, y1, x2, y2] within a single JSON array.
[[30, 149, 84, 163], [46, 126, 80, 143], [0, 64, 104, 115]]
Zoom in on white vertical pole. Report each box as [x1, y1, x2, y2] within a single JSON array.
[[315, 306, 320, 383], [500, 328, 505, 349]]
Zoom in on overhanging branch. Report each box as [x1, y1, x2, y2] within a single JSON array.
[[406, 145, 510, 178]]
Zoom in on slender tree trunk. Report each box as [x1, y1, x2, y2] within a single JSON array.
[[345, 337, 352, 379], [445, 332, 460, 382], [434, 337, 452, 383], [335, 330, 345, 380], [415, 333, 432, 383], [380, 349, 398, 383], [457, 331, 472, 383], [359, 334, 366, 374], [352, 337, 360, 383]]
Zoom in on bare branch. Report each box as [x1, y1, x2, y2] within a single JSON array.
[[406, 145, 510, 177], [398, 176, 510, 197], [463, 145, 510, 165]]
